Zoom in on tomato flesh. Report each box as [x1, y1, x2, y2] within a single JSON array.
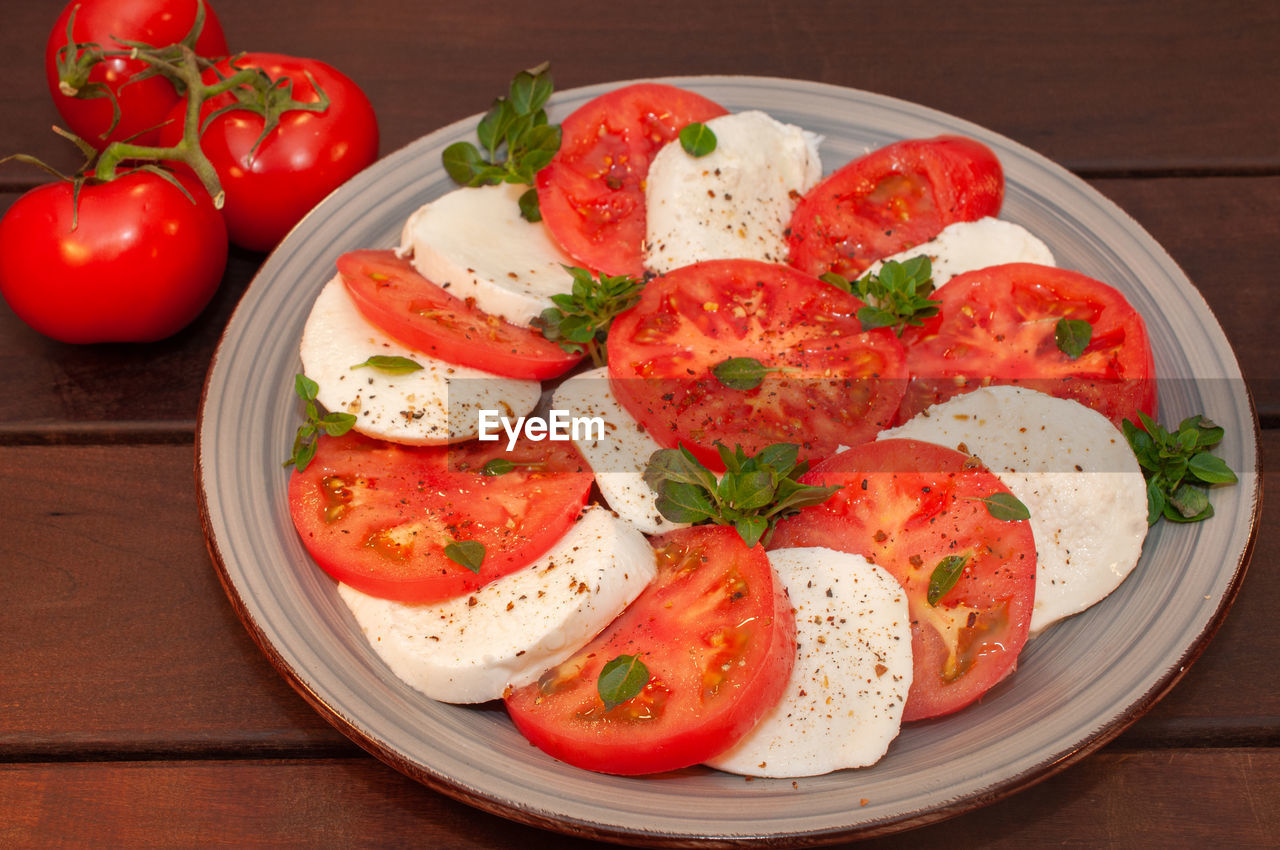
[[536, 83, 728, 277], [897, 262, 1157, 429], [337, 250, 581, 380], [504, 525, 795, 775], [769, 439, 1036, 721], [607, 259, 907, 469], [787, 135, 1004, 278], [287, 431, 592, 603]]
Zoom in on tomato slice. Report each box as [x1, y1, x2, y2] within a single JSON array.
[[287, 431, 592, 603], [897, 262, 1157, 429], [504, 525, 795, 775], [606, 258, 907, 470], [786, 135, 1004, 278], [337, 250, 581, 380], [769, 439, 1036, 721], [535, 83, 728, 278]]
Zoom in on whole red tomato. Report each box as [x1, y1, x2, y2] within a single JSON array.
[[45, 0, 230, 150], [159, 52, 379, 253], [0, 171, 227, 343]]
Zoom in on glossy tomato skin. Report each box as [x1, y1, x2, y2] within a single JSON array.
[[787, 135, 1004, 278], [45, 0, 229, 149], [536, 83, 728, 278], [770, 439, 1037, 721], [0, 171, 227, 343], [897, 262, 1157, 429], [159, 52, 379, 252], [287, 431, 593, 604], [607, 258, 907, 470], [337, 250, 581, 380], [504, 525, 795, 775]]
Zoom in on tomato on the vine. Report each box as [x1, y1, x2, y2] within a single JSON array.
[[159, 52, 379, 253], [0, 170, 227, 343], [45, 0, 230, 150]]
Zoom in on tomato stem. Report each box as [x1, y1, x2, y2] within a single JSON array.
[[91, 46, 238, 208]]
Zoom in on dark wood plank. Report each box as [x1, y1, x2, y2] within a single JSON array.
[[1, 0, 1276, 184], [0, 444, 348, 754], [3, 175, 1276, 433], [2, 749, 1277, 847], [1091, 176, 1280, 421], [1, 438, 1274, 754]]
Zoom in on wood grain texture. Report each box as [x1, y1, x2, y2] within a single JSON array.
[[1, 0, 1276, 184], [1, 750, 1276, 848]]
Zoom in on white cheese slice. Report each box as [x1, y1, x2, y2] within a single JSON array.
[[706, 546, 912, 777], [550, 367, 687, 535], [643, 110, 822, 274], [299, 275, 540, 445], [880, 385, 1148, 633], [398, 183, 577, 326], [338, 506, 657, 704], [863, 217, 1055, 289]]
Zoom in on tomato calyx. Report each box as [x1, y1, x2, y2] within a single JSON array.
[[51, 0, 218, 126], [200, 61, 332, 159]]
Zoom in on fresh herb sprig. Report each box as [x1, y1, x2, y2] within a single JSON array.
[[1123, 412, 1238, 525], [598, 654, 650, 711], [533, 265, 645, 365], [822, 256, 940, 336], [442, 63, 560, 221], [642, 442, 840, 547], [285, 374, 356, 472]]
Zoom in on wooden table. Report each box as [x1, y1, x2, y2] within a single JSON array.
[[2, 1, 1277, 846]]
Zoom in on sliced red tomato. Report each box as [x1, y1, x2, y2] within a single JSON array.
[[536, 83, 728, 278], [786, 135, 1004, 279], [336, 250, 581, 380], [606, 258, 907, 470], [504, 525, 795, 775], [287, 431, 592, 603], [769, 438, 1036, 721], [896, 262, 1157, 429]]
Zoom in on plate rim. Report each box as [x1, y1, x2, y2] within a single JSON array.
[[196, 73, 1263, 847]]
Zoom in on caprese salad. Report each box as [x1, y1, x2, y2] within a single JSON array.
[[284, 66, 1237, 778]]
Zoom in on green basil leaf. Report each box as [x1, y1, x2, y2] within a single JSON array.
[[292, 438, 318, 473], [597, 654, 649, 711], [678, 121, 717, 157], [350, 355, 423, 374], [1145, 477, 1166, 526], [294, 373, 319, 401], [518, 187, 542, 222], [713, 356, 770, 390], [1187, 452, 1238, 485], [655, 481, 717, 524], [481, 458, 516, 476], [319, 412, 357, 436], [734, 516, 769, 548], [441, 141, 484, 185], [927, 554, 969, 607], [444, 540, 486, 573], [1055, 318, 1092, 360], [978, 491, 1031, 521], [819, 272, 853, 293]]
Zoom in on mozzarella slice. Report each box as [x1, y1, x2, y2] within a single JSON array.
[[863, 217, 1055, 289], [549, 367, 687, 535], [399, 183, 577, 326], [706, 547, 912, 777], [643, 110, 822, 274], [338, 506, 657, 704], [299, 275, 540, 444], [880, 386, 1148, 633]]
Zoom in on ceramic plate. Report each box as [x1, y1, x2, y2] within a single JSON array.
[[196, 76, 1260, 845]]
